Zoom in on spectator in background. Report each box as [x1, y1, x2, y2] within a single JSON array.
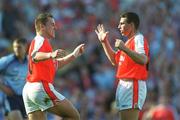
[[142, 95, 179, 120], [95, 12, 149, 120], [1, 0, 20, 39], [0, 38, 28, 120]]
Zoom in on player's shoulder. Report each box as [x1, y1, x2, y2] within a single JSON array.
[[135, 33, 144, 40], [0, 54, 15, 66], [1, 54, 15, 60], [32, 35, 47, 47], [34, 35, 45, 42]]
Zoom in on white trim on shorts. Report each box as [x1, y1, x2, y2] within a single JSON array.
[[115, 79, 147, 111], [22, 82, 65, 114]]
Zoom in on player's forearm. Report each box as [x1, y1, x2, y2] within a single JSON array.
[[124, 48, 148, 65], [0, 84, 14, 96], [101, 41, 116, 66], [32, 52, 51, 62], [56, 53, 76, 68]]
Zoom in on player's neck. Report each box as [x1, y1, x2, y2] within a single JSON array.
[[127, 31, 137, 40], [16, 55, 26, 63], [37, 32, 48, 39]]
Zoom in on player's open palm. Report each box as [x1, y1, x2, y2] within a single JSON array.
[[73, 44, 85, 58], [95, 24, 109, 42]]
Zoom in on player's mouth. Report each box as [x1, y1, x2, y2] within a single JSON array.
[[120, 31, 124, 34]]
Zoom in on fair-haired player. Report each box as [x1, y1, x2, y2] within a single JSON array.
[[95, 12, 149, 120], [23, 13, 85, 120]]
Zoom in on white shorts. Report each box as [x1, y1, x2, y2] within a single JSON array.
[[115, 79, 147, 110], [23, 82, 65, 114]]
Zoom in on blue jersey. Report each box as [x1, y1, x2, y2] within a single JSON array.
[[0, 54, 28, 95]]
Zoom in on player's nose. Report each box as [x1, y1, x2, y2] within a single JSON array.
[[118, 24, 121, 29]]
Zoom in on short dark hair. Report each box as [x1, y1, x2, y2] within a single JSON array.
[[13, 38, 27, 45], [35, 13, 53, 32], [120, 12, 140, 30]]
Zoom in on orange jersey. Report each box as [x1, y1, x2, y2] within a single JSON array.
[[27, 35, 58, 83], [115, 33, 149, 80]]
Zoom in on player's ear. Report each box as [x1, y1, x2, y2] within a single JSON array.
[[39, 23, 46, 30], [129, 22, 134, 30]]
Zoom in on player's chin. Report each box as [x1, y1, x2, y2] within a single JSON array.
[[120, 32, 124, 36], [50, 34, 55, 39]]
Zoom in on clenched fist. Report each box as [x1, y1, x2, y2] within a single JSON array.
[[115, 39, 126, 51]]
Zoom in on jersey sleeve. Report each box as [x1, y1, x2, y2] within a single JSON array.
[[134, 34, 145, 54], [0, 54, 14, 71], [31, 35, 45, 57]]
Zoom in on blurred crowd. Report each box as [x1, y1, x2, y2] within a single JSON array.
[[0, 0, 180, 120]]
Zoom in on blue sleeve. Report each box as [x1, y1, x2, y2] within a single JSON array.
[[0, 54, 14, 72]]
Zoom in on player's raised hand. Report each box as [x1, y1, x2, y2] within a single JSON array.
[[72, 44, 85, 58], [95, 24, 109, 43]]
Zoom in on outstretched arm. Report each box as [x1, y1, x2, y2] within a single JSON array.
[[32, 49, 66, 62], [95, 24, 116, 66], [56, 44, 85, 68]]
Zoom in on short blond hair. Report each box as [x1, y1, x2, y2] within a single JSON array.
[[35, 13, 53, 32]]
